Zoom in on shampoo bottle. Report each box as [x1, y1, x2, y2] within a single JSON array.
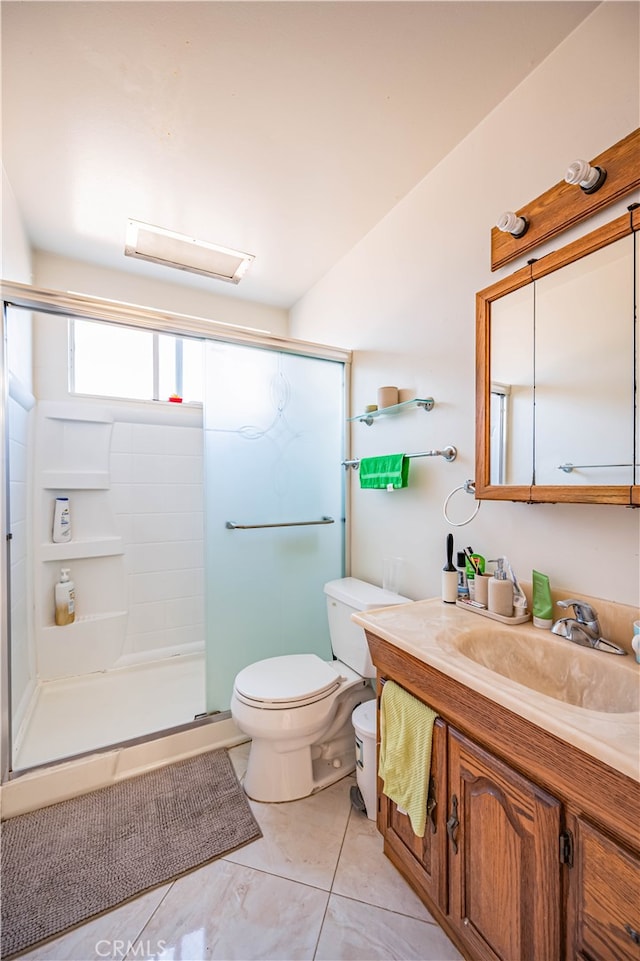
[[488, 558, 514, 617], [52, 497, 71, 543], [55, 568, 75, 626]]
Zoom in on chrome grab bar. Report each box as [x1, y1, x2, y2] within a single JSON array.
[[558, 462, 634, 473], [225, 516, 335, 530]]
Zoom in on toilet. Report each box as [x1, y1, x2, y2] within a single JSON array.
[[230, 577, 411, 803]]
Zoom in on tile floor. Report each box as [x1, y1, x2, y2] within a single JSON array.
[[15, 744, 463, 961]]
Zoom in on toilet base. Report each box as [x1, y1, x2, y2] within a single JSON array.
[[242, 687, 375, 803]]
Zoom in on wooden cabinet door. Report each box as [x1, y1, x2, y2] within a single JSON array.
[[448, 727, 562, 961], [569, 816, 640, 961], [380, 717, 448, 912]]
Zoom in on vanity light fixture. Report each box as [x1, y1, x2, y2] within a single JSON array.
[[495, 211, 529, 238], [125, 219, 255, 284], [564, 158, 607, 194]]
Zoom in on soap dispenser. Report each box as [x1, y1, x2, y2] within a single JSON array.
[[488, 558, 513, 618], [55, 568, 76, 626]]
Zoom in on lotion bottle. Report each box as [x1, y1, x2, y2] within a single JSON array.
[[488, 558, 513, 617], [532, 569, 553, 628], [55, 568, 75, 626]]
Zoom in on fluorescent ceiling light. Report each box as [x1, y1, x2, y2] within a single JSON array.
[[125, 219, 254, 284]]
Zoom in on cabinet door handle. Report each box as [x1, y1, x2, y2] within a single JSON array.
[[625, 924, 640, 945], [426, 776, 437, 834], [446, 794, 459, 853]]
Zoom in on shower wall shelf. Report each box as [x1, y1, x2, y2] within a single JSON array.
[[34, 402, 127, 682], [42, 470, 110, 490], [41, 536, 125, 561], [349, 397, 435, 426]]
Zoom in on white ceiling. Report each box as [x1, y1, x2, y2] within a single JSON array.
[[1, 1, 598, 309]]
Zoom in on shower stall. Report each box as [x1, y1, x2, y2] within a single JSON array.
[[1, 284, 349, 781]]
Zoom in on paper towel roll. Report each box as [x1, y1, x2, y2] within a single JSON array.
[[377, 386, 398, 408]]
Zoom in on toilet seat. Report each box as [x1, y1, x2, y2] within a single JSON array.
[[234, 653, 344, 710]]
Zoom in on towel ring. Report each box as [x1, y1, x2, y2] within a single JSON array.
[[443, 480, 481, 527]]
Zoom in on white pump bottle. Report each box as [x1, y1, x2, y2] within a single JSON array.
[[55, 568, 76, 626]]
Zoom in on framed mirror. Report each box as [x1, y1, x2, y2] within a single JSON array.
[[476, 208, 639, 505]]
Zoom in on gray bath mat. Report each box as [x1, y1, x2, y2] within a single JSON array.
[[1, 748, 261, 958]]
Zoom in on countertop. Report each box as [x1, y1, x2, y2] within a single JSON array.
[[353, 598, 640, 783]]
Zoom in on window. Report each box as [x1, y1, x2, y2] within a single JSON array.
[[70, 319, 203, 403], [489, 383, 509, 485]]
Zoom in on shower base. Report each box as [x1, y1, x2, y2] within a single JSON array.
[[13, 651, 206, 771]]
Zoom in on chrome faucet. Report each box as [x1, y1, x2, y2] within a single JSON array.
[[551, 599, 627, 655]]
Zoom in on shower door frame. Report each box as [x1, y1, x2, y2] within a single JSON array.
[[0, 280, 352, 783]]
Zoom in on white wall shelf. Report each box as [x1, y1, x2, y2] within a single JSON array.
[[348, 397, 435, 426], [40, 537, 124, 561], [34, 403, 127, 681], [43, 611, 128, 629], [42, 470, 110, 490]]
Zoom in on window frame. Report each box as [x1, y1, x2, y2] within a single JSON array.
[[69, 318, 201, 405]]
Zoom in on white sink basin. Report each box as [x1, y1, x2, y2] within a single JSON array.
[[448, 628, 639, 714]]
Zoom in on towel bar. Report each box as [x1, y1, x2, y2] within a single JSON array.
[[225, 516, 335, 530], [342, 446, 457, 469], [557, 462, 634, 473]]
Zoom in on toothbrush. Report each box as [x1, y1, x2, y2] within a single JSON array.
[[464, 547, 482, 574]]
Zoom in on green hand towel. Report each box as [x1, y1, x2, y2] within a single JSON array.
[[359, 454, 409, 489], [378, 680, 438, 838]]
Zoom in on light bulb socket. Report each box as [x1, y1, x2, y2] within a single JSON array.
[[496, 211, 529, 238], [580, 164, 607, 194], [564, 159, 607, 194]]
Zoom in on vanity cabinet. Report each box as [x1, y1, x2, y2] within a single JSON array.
[[368, 631, 640, 961], [380, 717, 448, 913], [378, 685, 561, 961], [568, 816, 640, 961], [447, 729, 561, 961]]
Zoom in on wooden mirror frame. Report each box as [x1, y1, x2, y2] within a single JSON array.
[[476, 206, 640, 506]]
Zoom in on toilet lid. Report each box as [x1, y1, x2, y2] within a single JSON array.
[[234, 654, 342, 708]]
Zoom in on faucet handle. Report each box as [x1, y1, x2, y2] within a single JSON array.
[[557, 599, 599, 624]]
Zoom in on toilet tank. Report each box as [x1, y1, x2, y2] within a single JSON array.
[[324, 577, 412, 677]]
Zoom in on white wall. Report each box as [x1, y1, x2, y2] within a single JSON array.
[[34, 251, 289, 338], [27, 309, 206, 677], [290, 4, 640, 608], [110, 415, 204, 663], [2, 164, 32, 288]]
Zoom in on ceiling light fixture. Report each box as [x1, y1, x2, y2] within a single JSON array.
[[495, 211, 529, 238], [564, 159, 607, 194], [125, 220, 255, 284]]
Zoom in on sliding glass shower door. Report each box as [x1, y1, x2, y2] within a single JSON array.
[[203, 342, 345, 711]]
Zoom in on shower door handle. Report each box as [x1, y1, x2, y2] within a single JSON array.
[[225, 516, 335, 530]]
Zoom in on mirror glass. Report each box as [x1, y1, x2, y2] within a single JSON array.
[[484, 227, 637, 498], [490, 285, 534, 486], [533, 235, 635, 486]]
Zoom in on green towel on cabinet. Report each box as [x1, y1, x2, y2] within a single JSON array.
[[359, 454, 409, 489], [378, 680, 438, 838]]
